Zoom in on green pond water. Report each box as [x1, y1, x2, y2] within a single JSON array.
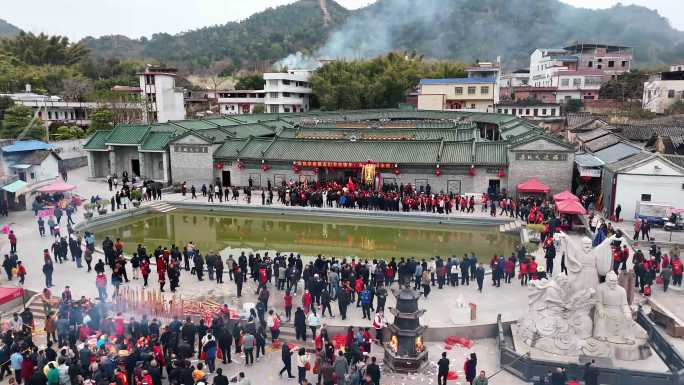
[[91, 210, 519, 262]]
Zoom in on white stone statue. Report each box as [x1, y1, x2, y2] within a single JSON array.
[[556, 233, 600, 292], [593, 271, 635, 344], [594, 234, 626, 276]]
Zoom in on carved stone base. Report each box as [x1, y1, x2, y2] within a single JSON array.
[[612, 342, 652, 361]]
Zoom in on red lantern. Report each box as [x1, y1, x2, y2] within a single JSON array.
[[236, 160, 245, 170], [498, 168, 505, 178], [435, 165, 442, 177], [261, 163, 269, 172], [468, 165, 476, 176], [214, 161, 224, 170], [394, 167, 400, 176], [292, 163, 301, 173]]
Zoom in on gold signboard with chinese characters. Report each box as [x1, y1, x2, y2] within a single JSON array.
[[515, 152, 567, 161], [362, 163, 376, 183]]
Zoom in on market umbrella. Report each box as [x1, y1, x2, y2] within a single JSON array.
[[516, 177, 550, 194], [556, 199, 587, 215], [553, 190, 580, 202], [37, 180, 76, 193]]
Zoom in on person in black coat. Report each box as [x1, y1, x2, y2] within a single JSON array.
[[218, 326, 233, 364], [366, 356, 381, 385], [213, 368, 229, 385], [294, 307, 306, 341], [148, 361, 163, 385], [279, 341, 295, 378], [475, 264, 485, 292], [583, 360, 599, 385]]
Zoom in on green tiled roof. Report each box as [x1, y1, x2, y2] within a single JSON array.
[[192, 127, 235, 143], [475, 142, 507, 165], [202, 117, 242, 127], [83, 130, 111, 150], [440, 142, 473, 164], [141, 131, 175, 151], [223, 123, 276, 138], [170, 120, 218, 130], [105, 124, 150, 145], [214, 139, 249, 158]]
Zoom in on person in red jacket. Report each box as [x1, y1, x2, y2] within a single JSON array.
[[355, 277, 364, 307], [528, 258, 538, 281], [157, 256, 167, 292], [302, 290, 312, 314], [672, 256, 683, 287], [284, 291, 294, 321], [8, 230, 17, 253], [140, 258, 151, 287]]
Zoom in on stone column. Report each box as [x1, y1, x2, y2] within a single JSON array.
[[87, 152, 96, 178], [108, 148, 116, 176], [138, 152, 146, 179], [162, 151, 170, 185]]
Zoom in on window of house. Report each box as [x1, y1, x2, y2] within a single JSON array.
[[533, 108, 538, 116], [622, 61, 628, 67], [30, 172, 35, 180], [597, 64, 602, 69], [588, 61, 593, 68], [269, 105, 279, 113], [641, 194, 651, 202], [572, 78, 581, 87], [468, 87, 476, 95], [283, 92, 290, 97], [145, 75, 155, 85], [480, 86, 489, 94], [470, 104, 476, 109], [550, 109, 556, 116], [269, 92, 279, 98], [561, 79, 569, 86], [497, 109, 502, 113], [608, 61, 615, 68], [525, 109, 530, 115], [282, 80, 290, 85], [504, 109, 509, 114], [158, 161, 164, 170], [48, 111, 52, 119], [597, 58, 602, 62], [542, 109, 547, 115], [518, 109, 523, 115], [455, 87, 463, 95], [668, 89, 675, 98], [284, 107, 290, 113]]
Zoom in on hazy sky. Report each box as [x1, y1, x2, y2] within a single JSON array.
[[2, 0, 682, 41]]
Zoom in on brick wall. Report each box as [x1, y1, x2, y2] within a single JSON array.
[[507, 139, 574, 196]]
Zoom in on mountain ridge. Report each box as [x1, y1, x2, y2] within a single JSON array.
[[8, 0, 684, 71], [0, 19, 21, 37]]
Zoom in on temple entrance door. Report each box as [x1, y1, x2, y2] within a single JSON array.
[[131, 159, 140, 176], [222, 171, 231, 187]]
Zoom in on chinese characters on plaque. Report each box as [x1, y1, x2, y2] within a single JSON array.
[[515, 152, 567, 161]]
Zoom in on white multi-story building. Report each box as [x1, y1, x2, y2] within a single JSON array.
[[216, 90, 265, 115], [643, 66, 684, 114], [263, 70, 312, 113], [139, 66, 186, 123], [552, 70, 604, 102], [529, 49, 578, 87]]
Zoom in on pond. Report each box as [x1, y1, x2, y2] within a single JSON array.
[[91, 210, 520, 262]]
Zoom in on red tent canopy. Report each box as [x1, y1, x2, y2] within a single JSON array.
[[0, 287, 23, 305], [516, 177, 550, 194], [553, 190, 580, 202], [37, 180, 76, 193], [556, 199, 587, 215]]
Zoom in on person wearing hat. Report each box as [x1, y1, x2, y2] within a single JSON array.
[[537, 266, 547, 280]]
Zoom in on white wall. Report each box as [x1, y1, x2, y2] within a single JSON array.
[[615, 173, 684, 219], [643, 79, 684, 114], [33, 154, 60, 183]]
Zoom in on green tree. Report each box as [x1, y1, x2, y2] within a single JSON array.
[[666, 100, 684, 115], [311, 52, 467, 110], [88, 107, 115, 132], [565, 99, 584, 113], [235, 73, 265, 90], [1, 32, 88, 66], [51, 125, 86, 140], [599, 70, 648, 101], [0, 96, 14, 127], [0, 104, 44, 139]]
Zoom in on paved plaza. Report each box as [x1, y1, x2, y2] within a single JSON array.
[[1, 166, 684, 385]]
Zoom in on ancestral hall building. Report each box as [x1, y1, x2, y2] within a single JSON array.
[[84, 110, 574, 195]]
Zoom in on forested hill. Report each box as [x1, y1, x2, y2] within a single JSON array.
[[0, 19, 21, 37], [82, 0, 350, 72], [80, 0, 684, 71]]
